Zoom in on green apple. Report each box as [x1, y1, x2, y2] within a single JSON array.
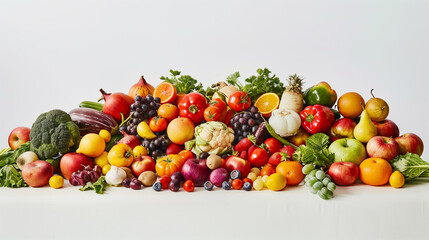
[[328, 138, 367, 166]]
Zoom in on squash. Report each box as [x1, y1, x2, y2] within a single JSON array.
[[155, 154, 185, 177]]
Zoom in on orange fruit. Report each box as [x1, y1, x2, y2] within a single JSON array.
[[337, 92, 365, 119], [254, 93, 280, 117], [166, 117, 195, 145], [158, 103, 179, 122], [154, 82, 177, 104], [359, 158, 392, 186], [275, 161, 304, 186], [175, 92, 186, 105], [260, 163, 276, 177]]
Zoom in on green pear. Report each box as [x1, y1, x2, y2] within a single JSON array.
[[353, 108, 377, 143]]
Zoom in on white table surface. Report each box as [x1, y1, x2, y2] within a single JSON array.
[[1, 179, 428, 240]]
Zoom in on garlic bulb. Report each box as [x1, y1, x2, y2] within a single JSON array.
[[105, 166, 127, 186], [268, 109, 301, 137]]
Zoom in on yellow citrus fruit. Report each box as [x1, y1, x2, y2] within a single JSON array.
[[49, 175, 64, 189], [137, 121, 157, 139], [99, 129, 111, 143], [102, 164, 111, 175], [337, 92, 365, 119], [133, 145, 148, 158], [266, 173, 287, 191], [389, 171, 405, 188], [254, 92, 280, 117], [94, 151, 109, 167], [76, 133, 105, 157]]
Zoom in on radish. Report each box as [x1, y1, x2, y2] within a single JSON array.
[[279, 74, 304, 114]]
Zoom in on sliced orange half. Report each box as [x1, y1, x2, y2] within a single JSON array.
[[153, 82, 177, 104], [254, 92, 280, 117]]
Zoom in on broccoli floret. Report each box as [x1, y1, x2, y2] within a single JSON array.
[[29, 109, 81, 159]]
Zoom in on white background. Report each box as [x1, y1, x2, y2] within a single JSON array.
[[1, 1, 429, 240]]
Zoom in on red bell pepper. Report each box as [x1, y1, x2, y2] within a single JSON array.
[[178, 92, 208, 125], [300, 104, 335, 134]]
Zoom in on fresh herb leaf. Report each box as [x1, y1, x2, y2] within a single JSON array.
[[225, 68, 285, 103], [79, 176, 108, 194], [292, 133, 334, 170], [0, 164, 28, 188], [160, 69, 204, 94], [390, 153, 429, 181]]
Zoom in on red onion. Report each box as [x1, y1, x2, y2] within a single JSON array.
[[118, 130, 141, 149], [181, 159, 211, 187]]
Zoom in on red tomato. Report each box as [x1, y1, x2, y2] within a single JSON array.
[[228, 91, 251, 112], [149, 117, 168, 132], [248, 147, 269, 168], [159, 176, 171, 189], [183, 180, 195, 192], [231, 179, 243, 190], [264, 138, 283, 154], [209, 98, 227, 112], [178, 150, 195, 161], [178, 92, 208, 125], [204, 106, 222, 122], [243, 177, 253, 185]]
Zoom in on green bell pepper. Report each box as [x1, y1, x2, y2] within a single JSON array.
[[303, 81, 337, 108]]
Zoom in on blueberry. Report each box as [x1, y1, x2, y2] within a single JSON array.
[[153, 182, 162, 191], [230, 170, 241, 180], [222, 181, 231, 190], [243, 182, 252, 191], [204, 181, 214, 191]]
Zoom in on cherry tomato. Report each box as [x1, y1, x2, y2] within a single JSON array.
[[248, 147, 269, 168], [204, 106, 222, 122], [178, 150, 195, 161], [260, 163, 276, 176], [209, 98, 227, 112], [159, 176, 171, 189], [228, 91, 251, 112], [243, 177, 253, 185], [149, 117, 168, 132], [183, 180, 195, 192], [264, 138, 283, 154], [231, 179, 243, 190]]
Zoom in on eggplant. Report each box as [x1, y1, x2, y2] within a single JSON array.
[[69, 108, 118, 136], [254, 122, 268, 145]]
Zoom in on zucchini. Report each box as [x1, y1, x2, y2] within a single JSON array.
[[79, 101, 104, 111]]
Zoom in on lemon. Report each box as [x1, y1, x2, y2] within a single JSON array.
[[49, 175, 64, 189], [133, 145, 148, 158], [389, 171, 405, 188], [137, 121, 157, 139], [266, 173, 287, 191], [99, 129, 111, 143], [94, 151, 109, 167], [76, 133, 106, 157], [102, 164, 111, 175]]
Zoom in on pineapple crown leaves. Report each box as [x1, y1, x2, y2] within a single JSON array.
[[286, 74, 304, 93]]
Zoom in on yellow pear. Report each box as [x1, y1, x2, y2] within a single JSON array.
[[353, 108, 377, 143]]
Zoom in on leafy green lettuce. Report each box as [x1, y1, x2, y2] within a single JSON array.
[[292, 133, 334, 170], [0, 142, 31, 188]]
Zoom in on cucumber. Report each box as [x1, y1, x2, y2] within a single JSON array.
[[79, 101, 104, 111]]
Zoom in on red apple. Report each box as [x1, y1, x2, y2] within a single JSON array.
[[395, 133, 424, 156], [328, 118, 356, 141], [131, 156, 155, 177], [328, 161, 359, 186], [373, 119, 400, 138], [181, 158, 211, 187], [366, 136, 399, 161], [166, 143, 184, 155], [60, 152, 93, 180], [8, 127, 31, 150], [225, 156, 251, 177], [22, 160, 53, 187]]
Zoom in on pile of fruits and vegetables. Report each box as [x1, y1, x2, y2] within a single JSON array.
[[1, 68, 426, 200]]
